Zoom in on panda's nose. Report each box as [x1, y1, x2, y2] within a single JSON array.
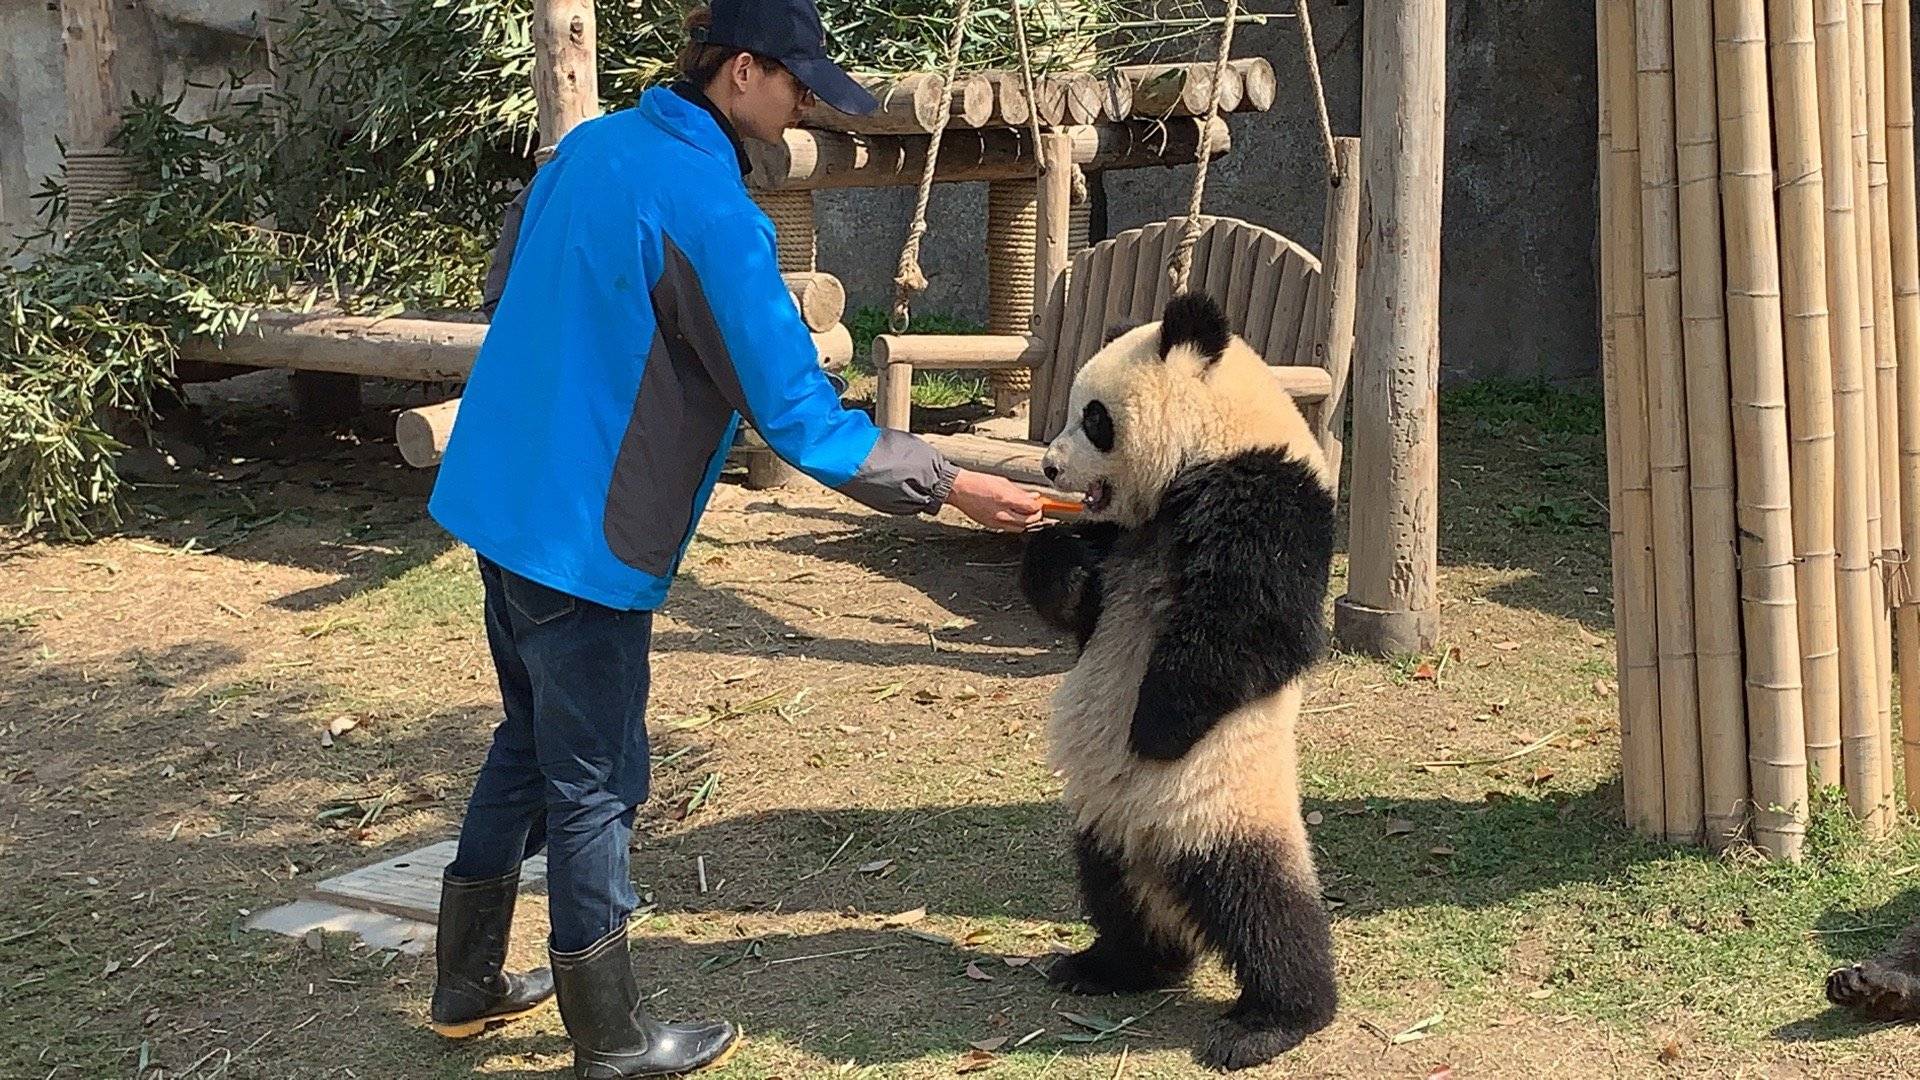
[[1044, 463, 1060, 482]]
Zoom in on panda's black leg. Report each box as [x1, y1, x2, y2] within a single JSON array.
[[1169, 835, 1337, 1071], [1047, 831, 1195, 995], [1827, 916, 1920, 1021]]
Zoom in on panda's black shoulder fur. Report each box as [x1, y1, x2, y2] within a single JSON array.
[[1127, 446, 1335, 762]]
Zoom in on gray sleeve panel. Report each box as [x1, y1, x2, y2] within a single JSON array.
[[480, 184, 532, 319], [656, 234, 960, 516]]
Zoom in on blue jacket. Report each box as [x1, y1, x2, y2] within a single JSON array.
[[429, 87, 957, 610]]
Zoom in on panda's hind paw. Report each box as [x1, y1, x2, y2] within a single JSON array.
[[1045, 946, 1185, 995], [1197, 1018, 1312, 1072], [1827, 962, 1920, 1021]]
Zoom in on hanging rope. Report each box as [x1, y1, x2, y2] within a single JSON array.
[[1294, 0, 1341, 185], [1165, 0, 1240, 294], [890, 0, 978, 333], [1009, 0, 1046, 177]]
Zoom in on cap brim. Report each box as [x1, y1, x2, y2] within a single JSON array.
[[787, 56, 879, 116]]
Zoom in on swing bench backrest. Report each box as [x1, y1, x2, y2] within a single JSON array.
[[1029, 215, 1341, 459]]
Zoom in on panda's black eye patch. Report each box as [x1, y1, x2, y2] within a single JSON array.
[[1082, 400, 1114, 453]]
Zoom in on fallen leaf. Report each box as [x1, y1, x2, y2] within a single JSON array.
[[965, 962, 995, 981], [1426, 1067, 1456, 1080], [970, 1037, 1010, 1052], [1386, 819, 1416, 836], [103, 959, 121, 977], [1306, 811, 1325, 826], [328, 717, 358, 738], [1529, 766, 1556, 785], [1392, 1012, 1444, 1044], [1412, 661, 1438, 681], [1002, 956, 1031, 967], [1494, 640, 1522, 651], [955, 1049, 996, 1073], [1527, 987, 1553, 999], [1429, 845, 1457, 857], [857, 859, 895, 874], [962, 928, 992, 945], [1585, 585, 1602, 595], [1577, 626, 1606, 647], [1593, 678, 1613, 698], [1659, 1039, 1684, 1064], [882, 907, 927, 928]]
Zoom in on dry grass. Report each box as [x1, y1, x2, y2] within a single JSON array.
[[3, 374, 1920, 1078]]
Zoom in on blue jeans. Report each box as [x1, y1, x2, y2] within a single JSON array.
[[447, 555, 655, 953]]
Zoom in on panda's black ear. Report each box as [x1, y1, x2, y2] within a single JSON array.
[[1157, 292, 1230, 364], [1102, 320, 1142, 346]]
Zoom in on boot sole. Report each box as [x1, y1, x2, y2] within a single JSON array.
[[429, 997, 555, 1039]]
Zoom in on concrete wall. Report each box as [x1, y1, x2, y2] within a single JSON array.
[[5, 0, 1600, 381]]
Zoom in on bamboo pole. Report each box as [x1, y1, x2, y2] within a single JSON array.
[[1863, 0, 1902, 824], [1815, 0, 1886, 827], [1679, 0, 1748, 849], [1331, 0, 1445, 658], [1636, 0, 1704, 845], [1602, 0, 1666, 836], [1719, 0, 1810, 860], [1770, 0, 1842, 791], [1885, 0, 1920, 809]]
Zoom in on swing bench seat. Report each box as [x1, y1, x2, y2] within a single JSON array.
[[871, 214, 1353, 502]]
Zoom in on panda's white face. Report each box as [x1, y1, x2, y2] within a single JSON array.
[[1041, 295, 1309, 527]]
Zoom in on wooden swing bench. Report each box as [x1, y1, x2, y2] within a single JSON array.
[[871, 209, 1358, 501]]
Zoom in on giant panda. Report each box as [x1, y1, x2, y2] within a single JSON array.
[[1017, 292, 1339, 1071]]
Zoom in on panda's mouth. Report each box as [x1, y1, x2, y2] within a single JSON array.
[[1083, 479, 1113, 513]]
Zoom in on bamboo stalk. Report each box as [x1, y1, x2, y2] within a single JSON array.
[[1605, 0, 1666, 838], [1885, 0, 1920, 809], [1863, 0, 1902, 825], [1816, 0, 1887, 827], [1597, 0, 1634, 838], [1678, 0, 1748, 849], [1771, 0, 1843, 792], [1637, 0, 1704, 845], [1719, 0, 1810, 860]]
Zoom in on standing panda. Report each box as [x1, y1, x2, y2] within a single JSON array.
[[1018, 292, 1339, 1071]]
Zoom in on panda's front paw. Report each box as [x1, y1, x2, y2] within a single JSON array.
[[1196, 1019, 1308, 1072], [1828, 962, 1920, 1021]]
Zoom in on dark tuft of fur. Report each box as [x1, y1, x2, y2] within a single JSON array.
[[1157, 292, 1231, 363], [1128, 448, 1335, 761], [1103, 320, 1142, 346], [1170, 838, 1338, 1070]]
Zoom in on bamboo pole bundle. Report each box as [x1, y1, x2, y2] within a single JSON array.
[[1597, 0, 1637, 837], [1636, 0, 1704, 845], [1677, 0, 1748, 848], [1886, 0, 1920, 810], [1815, 0, 1887, 827], [1769, 0, 1843, 796], [1604, 0, 1666, 837], [1718, 0, 1810, 860]]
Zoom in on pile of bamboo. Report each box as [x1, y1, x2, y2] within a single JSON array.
[[1598, 0, 1920, 859]]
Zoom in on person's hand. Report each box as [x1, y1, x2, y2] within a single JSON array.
[[945, 469, 1046, 532]]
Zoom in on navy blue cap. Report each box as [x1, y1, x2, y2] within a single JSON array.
[[695, 0, 879, 116]]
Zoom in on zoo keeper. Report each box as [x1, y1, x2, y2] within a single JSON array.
[[417, 0, 1045, 1074]]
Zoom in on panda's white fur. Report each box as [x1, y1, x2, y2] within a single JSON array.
[[1019, 293, 1338, 1072]]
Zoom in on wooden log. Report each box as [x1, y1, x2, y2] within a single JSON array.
[[1816, 0, 1887, 829], [953, 73, 995, 128], [1122, 64, 1217, 118], [59, 0, 123, 149], [1032, 77, 1068, 125], [987, 73, 1032, 127], [747, 118, 1231, 191], [802, 73, 957, 134], [1599, 0, 1665, 838], [1214, 62, 1245, 113], [1029, 132, 1076, 441], [873, 334, 1047, 370], [1720, 0, 1808, 860], [1769, 0, 1844, 794], [1885, 0, 1920, 810], [532, 0, 597, 148], [1057, 73, 1104, 124], [1332, 0, 1444, 658], [1314, 137, 1362, 482], [1636, 0, 1704, 846], [1233, 57, 1278, 112], [783, 271, 845, 332]]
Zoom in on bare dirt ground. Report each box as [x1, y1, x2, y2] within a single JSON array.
[[4, 372, 1920, 1079]]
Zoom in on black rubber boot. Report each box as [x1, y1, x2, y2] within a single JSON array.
[[428, 868, 556, 1038], [552, 929, 740, 1078]]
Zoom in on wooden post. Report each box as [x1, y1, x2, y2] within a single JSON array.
[[1720, 0, 1809, 860], [534, 0, 598, 149], [1315, 137, 1362, 482], [1029, 133, 1076, 443], [1333, 0, 1445, 658]]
